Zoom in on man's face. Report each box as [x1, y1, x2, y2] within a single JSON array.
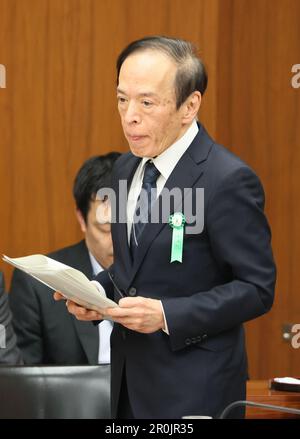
[[117, 50, 187, 157], [76, 199, 113, 268]]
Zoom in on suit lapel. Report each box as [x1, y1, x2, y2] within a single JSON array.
[[72, 318, 99, 364], [114, 155, 141, 277], [127, 124, 214, 285]]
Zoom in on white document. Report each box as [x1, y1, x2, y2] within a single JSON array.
[[3, 254, 118, 313], [273, 377, 300, 385]]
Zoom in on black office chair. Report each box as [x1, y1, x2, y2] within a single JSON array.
[[0, 365, 111, 418]]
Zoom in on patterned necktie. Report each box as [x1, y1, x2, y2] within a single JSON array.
[[130, 161, 160, 259]]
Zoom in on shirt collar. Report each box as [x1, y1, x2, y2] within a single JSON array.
[[141, 120, 199, 181], [88, 251, 104, 277]]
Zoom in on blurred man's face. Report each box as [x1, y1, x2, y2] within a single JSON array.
[[76, 198, 113, 269], [117, 50, 188, 158]]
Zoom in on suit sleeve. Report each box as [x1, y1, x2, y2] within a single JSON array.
[[9, 269, 44, 363], [162, 166, 276, 352]]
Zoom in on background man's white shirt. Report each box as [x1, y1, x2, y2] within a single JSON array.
[[89, 252, 113, 364]]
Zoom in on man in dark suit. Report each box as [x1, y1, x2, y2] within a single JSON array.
[[0, 272, 22, 364], [9, 152, 120, 364], [57, 36, 276, 418]]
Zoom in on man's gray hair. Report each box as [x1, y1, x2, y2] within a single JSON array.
[[116, 36, 208, 109]]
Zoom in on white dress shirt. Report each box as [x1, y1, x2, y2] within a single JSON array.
[[127, 120, 199, 241], [127, 120, 199, 334], [89, 252, 113, 364]]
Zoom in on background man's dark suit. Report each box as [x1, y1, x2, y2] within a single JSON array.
[[10, 240, 99, 364], [98, 124, 276, 419], [0, 272, 23, 364]]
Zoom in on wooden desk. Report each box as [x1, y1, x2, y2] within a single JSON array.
[[246, 380, 300, 419]]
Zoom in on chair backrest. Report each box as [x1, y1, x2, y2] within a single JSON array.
[[0, 365, 110, 419]]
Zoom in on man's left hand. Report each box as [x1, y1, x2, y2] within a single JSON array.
[[105, 297, 165, 333]]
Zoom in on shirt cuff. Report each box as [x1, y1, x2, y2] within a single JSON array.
[[160, 301, 170, 335]]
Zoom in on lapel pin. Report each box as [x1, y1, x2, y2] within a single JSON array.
[[168, 212, 186, 263]]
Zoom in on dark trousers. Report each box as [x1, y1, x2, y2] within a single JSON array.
[[116, 367, 135, 419]]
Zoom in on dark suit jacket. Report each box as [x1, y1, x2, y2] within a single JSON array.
[[9, 241, 99, 365], [97, 124, 276, 419], [0, 272, 23, 364]]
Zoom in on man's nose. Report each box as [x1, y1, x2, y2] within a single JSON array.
[[124, 101, 141, 125]]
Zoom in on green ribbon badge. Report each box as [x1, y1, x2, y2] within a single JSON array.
[[169, 212, 186, 263]]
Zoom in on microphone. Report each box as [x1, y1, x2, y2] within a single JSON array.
[[219, 400, 300, 419]]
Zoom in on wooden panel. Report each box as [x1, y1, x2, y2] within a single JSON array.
[[0, 0, 219, 284], [246, 381, 300, 419], [217, 0, 300, 378], [2, 0, 299, 381]]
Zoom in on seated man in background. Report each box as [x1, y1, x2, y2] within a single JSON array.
[[0, 272, 22, 364], [9, 152, 120, 365]]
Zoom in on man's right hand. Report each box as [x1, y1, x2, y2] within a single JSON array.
[[53, 291, 105, 321]]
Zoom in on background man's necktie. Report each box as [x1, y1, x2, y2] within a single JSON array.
[[130, 161, 160, 259]]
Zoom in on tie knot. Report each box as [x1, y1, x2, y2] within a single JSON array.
[[142, 161, 160, 184]]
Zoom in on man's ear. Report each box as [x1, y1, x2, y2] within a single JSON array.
[[75, 208, 87, 233], [181, 91, 202, 124]]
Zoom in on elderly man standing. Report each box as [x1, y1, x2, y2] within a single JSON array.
[[56, 36, 276, 419]]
